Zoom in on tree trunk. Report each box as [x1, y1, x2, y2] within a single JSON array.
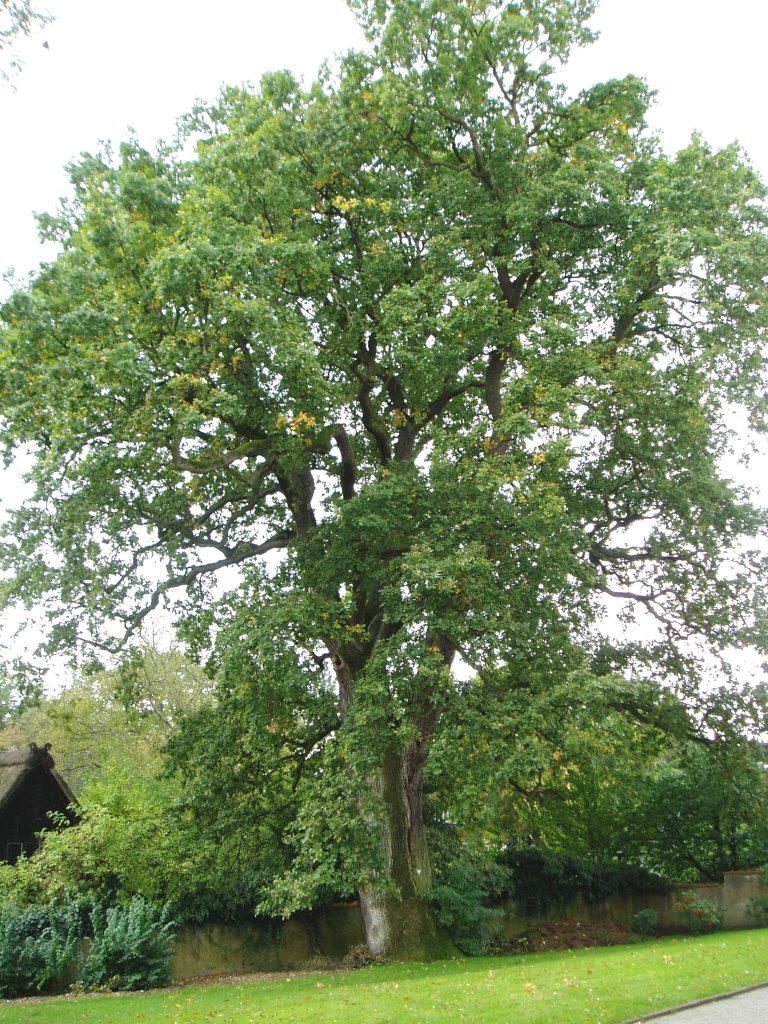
[[358, 741, 455, 960]]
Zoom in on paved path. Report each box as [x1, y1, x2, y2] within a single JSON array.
[[630, 984, 768, 1023]]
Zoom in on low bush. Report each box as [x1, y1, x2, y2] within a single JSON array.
[[674, 890, 723, 935], [0, 895, 176, 998], [80, 897, 176, 992], [0, 897, 84, 998], [630, 908, 658, 938], [497, 847, 668, 914], [746, 895, 768, 925], [426, 860, 509, 955]]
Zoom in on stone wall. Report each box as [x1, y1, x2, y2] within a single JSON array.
[[500, 870, 766, 939], [172, 904, 364, 980], [172, 872, 767, 980]]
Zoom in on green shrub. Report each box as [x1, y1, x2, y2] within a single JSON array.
[[579, 862, 669, 904], [674, 890, 723, 935], [0, 894, 176, 997], [498, 847, 668, 914], [426, 861, 508, 955], [0, 897, 84, 998], [630, 908, 658, 937], [0, 798, 283, 928], [497, 847, 583, 912], [747, 895, 768, 925], [80, 897, 176, 991]]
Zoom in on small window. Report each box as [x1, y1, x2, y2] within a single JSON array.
[[4, 841, 39, 863]]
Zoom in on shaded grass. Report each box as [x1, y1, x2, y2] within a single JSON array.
[[1, 930, 767, 1023]]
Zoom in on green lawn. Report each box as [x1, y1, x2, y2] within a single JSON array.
[[2, 931, 767, 1024]]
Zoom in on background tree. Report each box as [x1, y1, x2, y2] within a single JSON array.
[[635, 685, 768, 880], [0, 644, 212, 790], [0, 650, 266, 922], [433, 678, 768, 881], [0, 660, 42, 725], [0, 0, 50, 82], [1, 0, 767, 956]]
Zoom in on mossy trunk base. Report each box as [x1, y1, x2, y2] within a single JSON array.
[[359, 743, 457, 960]]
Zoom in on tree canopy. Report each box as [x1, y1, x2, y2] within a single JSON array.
[[1, 0, 767, 955]]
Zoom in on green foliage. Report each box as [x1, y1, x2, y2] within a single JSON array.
[[499, 847, 668, 914], [0, 783, 273, 926], [163, 633, 352, 920], [2, 0, 767, 951], [0, 657, 44, 726], [427, 676, 768, 888], [630, 908, 658, 938], [674, 890, 724, 935], [0, 781, 166, 903], [636, 730, 768, 881], [80, 898, 176, 992], [0, 895, 175, 997], [0, 897, 83, 998], [746, 895, 768, 925], [0, 646, 213, 795], [426, 860, 509, 955], [0, 650, 258, 926]]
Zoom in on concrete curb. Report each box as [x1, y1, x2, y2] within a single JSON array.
[[620, 980, 768, 1022]]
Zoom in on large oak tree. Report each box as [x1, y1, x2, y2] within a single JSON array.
[[2, 0, 767, 955]]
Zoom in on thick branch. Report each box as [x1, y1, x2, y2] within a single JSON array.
[[170, 434, 270, 474], [334, 426, 357, 500], [485, 350, 505, 422], [613, 279, 663, 344], [277, 467, 317, 538], [358, 380, 393, 464]]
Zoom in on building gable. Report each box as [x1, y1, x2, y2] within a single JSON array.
[[0, 744, 78, 864]]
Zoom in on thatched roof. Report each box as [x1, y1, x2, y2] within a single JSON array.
[[0, 763, 27, 808], [0, 743, 77, 811]]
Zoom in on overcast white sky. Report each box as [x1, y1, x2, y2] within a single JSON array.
[[1, 0, 767, 676]]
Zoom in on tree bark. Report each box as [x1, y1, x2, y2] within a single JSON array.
[[358, 741, 455, 959]]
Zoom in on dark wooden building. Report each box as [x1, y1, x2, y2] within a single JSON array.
[[0, 743, 77, 864]]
